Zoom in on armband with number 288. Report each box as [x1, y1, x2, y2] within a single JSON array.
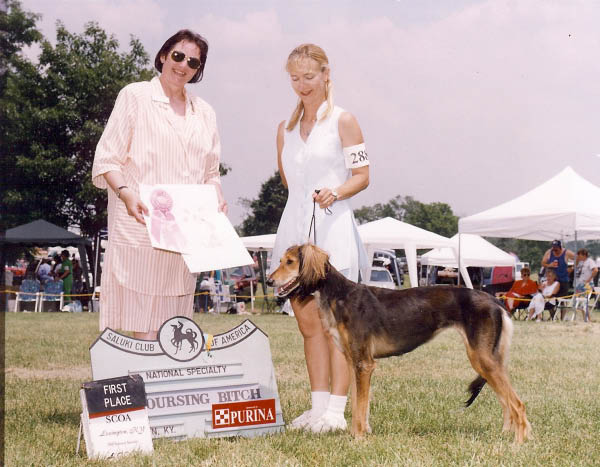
[[343, 143, 370, 169]]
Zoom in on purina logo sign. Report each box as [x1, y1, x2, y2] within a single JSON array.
[[157, 316, 204, 362], [212, 399, 277, 429]]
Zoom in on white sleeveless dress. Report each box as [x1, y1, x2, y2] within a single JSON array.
[[269, 102, 368, 281]]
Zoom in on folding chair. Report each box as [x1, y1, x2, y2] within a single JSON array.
[[512, 299, 531, 321], [566, 287, 599, 321], [39, 280, 64, 312], [555, 293, 575, 321], [14, 279, 41, 312]]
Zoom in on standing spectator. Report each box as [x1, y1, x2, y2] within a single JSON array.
[[575, 249, 598, 292], [51, 253, 61, 278], [574, 248, 597, 322], [197, 274, 214, 312], [541, 240, 575, 319], [56, 250, 73, 304], [72, 258, 84, 300]]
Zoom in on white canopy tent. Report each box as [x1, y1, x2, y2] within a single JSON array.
[[239, 233, 276, 310], [459, 166, 600, 241], [357, 217, 472, 288], [240, 233, 276, 251], [421, 234, 516, 268]]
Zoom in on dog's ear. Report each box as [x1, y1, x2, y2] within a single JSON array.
[[299, 243, 329, 288]]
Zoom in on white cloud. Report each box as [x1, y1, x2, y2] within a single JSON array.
[[24, 0, 167, 46]]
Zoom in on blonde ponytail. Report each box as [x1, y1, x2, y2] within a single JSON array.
[[286, 99, 304, 132]]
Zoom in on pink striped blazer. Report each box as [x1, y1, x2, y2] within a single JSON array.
[[92, 77, 221, 296]]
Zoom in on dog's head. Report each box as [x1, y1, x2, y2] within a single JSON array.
[[267, 243, 330, 297]]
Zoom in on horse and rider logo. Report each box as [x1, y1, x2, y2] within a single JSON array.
[[157, 316, 204, 362]]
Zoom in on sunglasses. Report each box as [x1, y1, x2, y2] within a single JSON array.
[[170, 50, 201, 70], [521, 273, 530, 276]]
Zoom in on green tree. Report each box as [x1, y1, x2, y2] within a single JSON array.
[[240, 171, 288, 236], [0, 0, 41, 81], [401, 196, 458, 238], [354, 196, 402, 224], [1, 12, 155, 237], [0, 0, 42, 232], [354, 195, 458, 237]]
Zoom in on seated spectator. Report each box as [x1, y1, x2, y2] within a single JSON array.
[[526, 269, 560, 321], [497, 267, 538, 315], [37, 258, 53, 284]]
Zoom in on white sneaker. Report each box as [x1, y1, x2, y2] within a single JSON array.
[[288, 409, 315, 430], [309, 411, 347, 433]]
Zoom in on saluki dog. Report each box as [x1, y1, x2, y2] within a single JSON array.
[[267, 244, 531, 443]]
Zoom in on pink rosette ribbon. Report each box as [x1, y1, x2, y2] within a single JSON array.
[[150, 189, 186, 250]]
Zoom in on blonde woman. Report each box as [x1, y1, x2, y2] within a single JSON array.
[[269, 44, 370, 432], [527, 269, 560, 321]]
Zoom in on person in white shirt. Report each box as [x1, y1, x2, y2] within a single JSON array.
[[269, 43, 370, 433], [527, 269, 560, 321], [575, 248, 597, 293], [575, 249, 598, 322], [37, 258, 52, 284]]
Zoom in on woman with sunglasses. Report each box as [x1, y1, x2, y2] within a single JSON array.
[[92, 30, 226, 340], [499, 267, 538, 316]]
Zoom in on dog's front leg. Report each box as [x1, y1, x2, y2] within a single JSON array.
[[351, 358, 376, 439], [349, 360, 358, 431]]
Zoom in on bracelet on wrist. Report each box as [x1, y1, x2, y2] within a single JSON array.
[[116, 185, 128, 199]]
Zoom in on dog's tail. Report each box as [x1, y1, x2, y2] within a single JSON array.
[[465, 375, 487, 407]]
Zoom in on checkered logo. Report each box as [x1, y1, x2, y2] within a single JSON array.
[[213, 408, 230, 426], [212, 399, 277, 429]]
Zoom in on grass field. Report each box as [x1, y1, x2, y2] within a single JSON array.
[[4, 309, 600, 466]]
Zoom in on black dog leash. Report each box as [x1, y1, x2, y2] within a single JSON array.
[[308, 189, 332, 244]]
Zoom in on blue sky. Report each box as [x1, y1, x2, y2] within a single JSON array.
[[21, 0, 600, 226]]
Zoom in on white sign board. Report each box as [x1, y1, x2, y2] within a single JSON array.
[[138, 183, 253, 273], [90, 317, 285, 439], [79, 375, 153, 459]]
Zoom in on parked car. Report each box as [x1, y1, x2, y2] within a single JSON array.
[[222, 265, 258, 302], [366, 267, 396, 289], [372, 249, 404, 286]]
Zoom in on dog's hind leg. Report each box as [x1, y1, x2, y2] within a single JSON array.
[[465, 345, 531, 444], [483, 365, 531, 444]]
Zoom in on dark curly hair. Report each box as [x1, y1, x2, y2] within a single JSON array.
[[154, 29, 209, 83]]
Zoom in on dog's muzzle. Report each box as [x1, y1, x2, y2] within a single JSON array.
[[266, 276, 299, 297]]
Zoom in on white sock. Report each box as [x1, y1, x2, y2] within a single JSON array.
[[325, 394, 347, 416], [311, 391, 330, 415]]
